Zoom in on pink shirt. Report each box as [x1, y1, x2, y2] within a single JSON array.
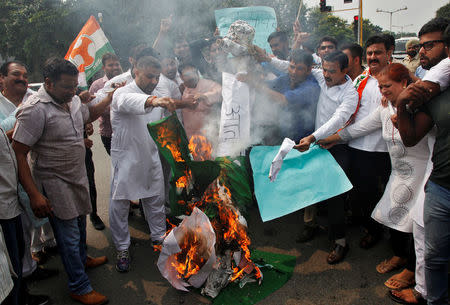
[[181, 78, 221, 140], [89, 75, 112, 137]]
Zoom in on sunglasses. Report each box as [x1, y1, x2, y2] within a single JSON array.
[[418, 40, 444, 51]]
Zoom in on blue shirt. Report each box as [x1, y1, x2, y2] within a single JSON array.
[[415, 66, 428, 79], [268, 73, 320, 141]]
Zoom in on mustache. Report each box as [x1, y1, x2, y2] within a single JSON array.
[[14, 80, 27, 86], [369, 59, 379, 64], [325, 77, 332, 82]]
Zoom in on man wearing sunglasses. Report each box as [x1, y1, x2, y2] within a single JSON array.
[[415, 18, 448, 79]]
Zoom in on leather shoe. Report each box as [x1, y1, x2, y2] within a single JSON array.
[[90, 214, 105, 231], [70, 290, 108, 305], [24, 266, 58, 282], [327, 243, 349, 264], [296, 225, 317, 243], [85, 256, 108, 269], [24, 292, 50, 305]]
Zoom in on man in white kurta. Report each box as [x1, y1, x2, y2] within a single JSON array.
[[109, 56, 175, 273]]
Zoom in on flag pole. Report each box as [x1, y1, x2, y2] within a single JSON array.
[[296, 0, 303, 23]]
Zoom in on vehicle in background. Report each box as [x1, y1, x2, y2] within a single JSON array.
[[28, 83, 43, 91], [394, 37, 417, 60]]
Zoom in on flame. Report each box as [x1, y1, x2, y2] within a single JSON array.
[[156, 126, 261, 284], [188, 135, 213, 161], [156, 125, 185, 162], [171, 227, 209, 280]]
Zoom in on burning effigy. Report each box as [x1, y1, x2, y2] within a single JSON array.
[[147, 114, 261, 298]]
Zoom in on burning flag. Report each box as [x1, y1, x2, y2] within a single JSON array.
[[65, 16, 115, 89], [148, 114, 260, 297]]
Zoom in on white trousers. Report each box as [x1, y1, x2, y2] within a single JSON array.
[[110, 195, 166, 251], [21, 213, 37, 277], [30, 222, 56, 253], [413, 221, 427, 298]]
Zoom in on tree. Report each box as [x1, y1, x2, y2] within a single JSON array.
[[0, 0, 75, 80], [436, 2, 450, 19]]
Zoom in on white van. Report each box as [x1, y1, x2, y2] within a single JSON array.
[[394, 37, 417, 60]]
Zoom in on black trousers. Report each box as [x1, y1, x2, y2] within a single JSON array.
[[100, 136, 111, 156], [327, 144, 352, 240], [85, 147, 97, 215], [347, 146, 391, 236], [390, 229, 416, 272], [1, 216, 25, 305]]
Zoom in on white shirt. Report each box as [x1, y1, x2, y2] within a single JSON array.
[[94, 69, 170, 104], [349, 74, 387, 152], [110, 81, 165, 200], [158, 73, 181, 99], [423, 57, 450, 91], [311, 69, 359, 140]]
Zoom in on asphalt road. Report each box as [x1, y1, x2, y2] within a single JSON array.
[[28, 123, 403, 305]]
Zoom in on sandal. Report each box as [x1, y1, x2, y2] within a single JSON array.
[[376, 256, 407, 274], [388, 288, 426, 304], [385, 269, 415, 290]]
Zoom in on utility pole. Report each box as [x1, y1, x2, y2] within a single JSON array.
[[392, 24, 413, 35], [358, 0, 362, 45], [376, 6, 407, 33]]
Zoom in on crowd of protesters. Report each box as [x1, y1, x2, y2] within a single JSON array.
[[0, 11, 448, 305]]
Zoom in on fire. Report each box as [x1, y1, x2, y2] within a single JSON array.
[[156, 125, 185, 162], [154, 119, 261, 289], [171, 227, 210, 280], [188, 135, 212, 161], [195, 180, 262, 282]]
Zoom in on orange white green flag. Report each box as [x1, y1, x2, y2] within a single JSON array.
[[65, 16, 114, 89]]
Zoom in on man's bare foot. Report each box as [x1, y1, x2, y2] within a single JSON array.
[[384, 268, 415, 290]]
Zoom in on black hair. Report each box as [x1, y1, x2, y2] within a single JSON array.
[[365, 35, 389, 51], [101, 52, 120, 66], [323, 51, 349, 70], [317, 36, 338, 50], [135, 56, 161, 70], [129, 43, 148, 60], [178, 62, 197, 75], [382, 34, 396, 51], [289, 49, 314, 67], [0, 60, 27, 76], [267, 31, 288, 43], [42, 57, 78, 82], [136, 47, 160, 61], [340, 43, 364, 61], [444, 25, 450, 47], [418, 17, 449, 37]]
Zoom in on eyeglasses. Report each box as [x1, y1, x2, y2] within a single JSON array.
[[418, 40, 444, 51]]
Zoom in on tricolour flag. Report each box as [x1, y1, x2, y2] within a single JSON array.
[[65, 16, 114, 89]]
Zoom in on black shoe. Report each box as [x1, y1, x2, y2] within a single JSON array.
[[296, 225, 317, 243], [42, 245, 58, 256], [25, 266, 59, 282], [25, 292, 50, 305], [90, 213, 105, 230], [327, 243, 349, 264]]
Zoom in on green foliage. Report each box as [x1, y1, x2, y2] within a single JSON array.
[[436, 2, 450, 19], [0, 0, 389, 81]]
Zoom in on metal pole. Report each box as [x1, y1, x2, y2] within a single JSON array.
[[358, 0, 363, 46], [389, 12, 392, 33]]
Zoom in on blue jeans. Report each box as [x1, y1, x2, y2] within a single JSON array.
[[424, 180, 450, 305], [0, 215, 25, 305], [49, 215, 92, 295]]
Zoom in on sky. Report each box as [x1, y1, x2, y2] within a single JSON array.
[[301, 0, 446, 35]]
